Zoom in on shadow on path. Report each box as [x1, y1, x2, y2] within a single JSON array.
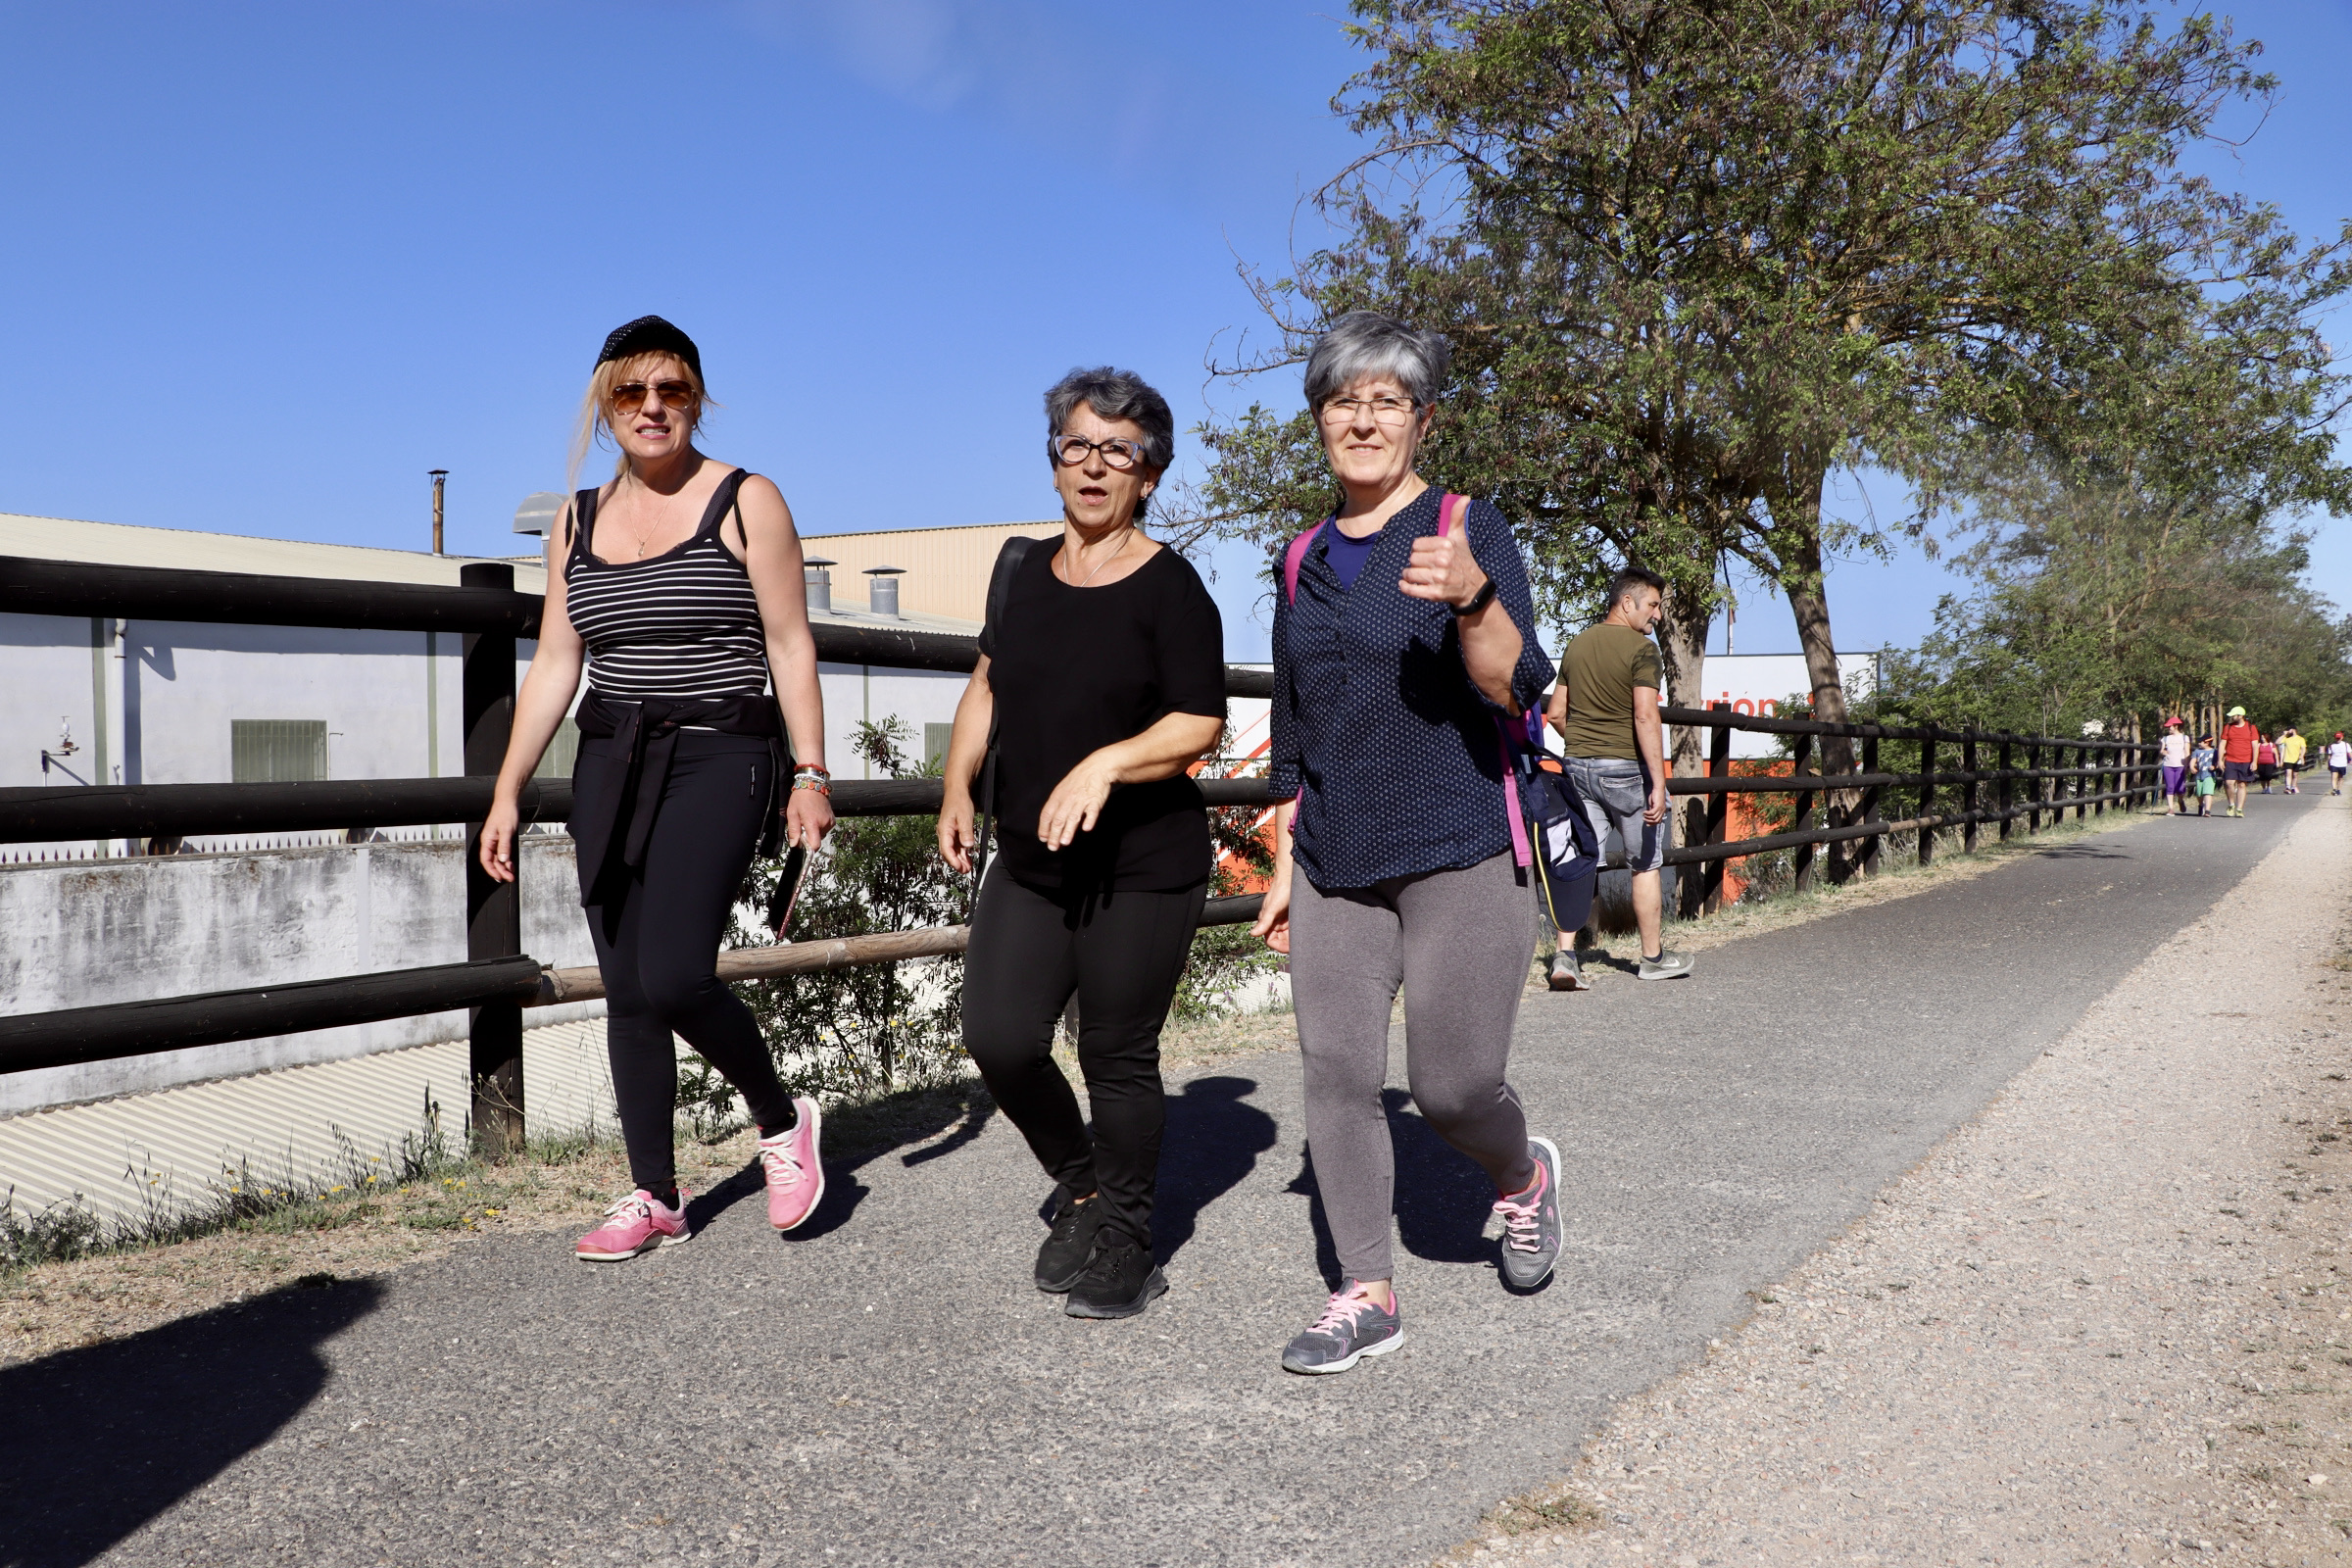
[[1154, 1075, 1279, 1265], [0, 1275, 379, 1568], [682, 1079, 1000, 1244], [1283, 1089, 1503, 1291]]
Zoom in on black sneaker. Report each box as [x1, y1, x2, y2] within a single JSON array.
[[1034, 1189, 1108, 1293], [1063, 1239, 1167, 1319]]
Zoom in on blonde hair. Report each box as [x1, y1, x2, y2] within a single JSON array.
[[565, 351, 713, 494]]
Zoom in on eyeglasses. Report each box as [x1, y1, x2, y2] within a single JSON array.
[[610, 380, 698, 413], [1318, 395, 1418, 426], [1049, 434, 1150, 470]]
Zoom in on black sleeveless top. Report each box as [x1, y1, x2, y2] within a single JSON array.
[[564, 468, 768, 700]]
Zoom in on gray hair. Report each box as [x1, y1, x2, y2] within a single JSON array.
[[1302, 311, 1451, 412], [1043, 368, 1175, 520]]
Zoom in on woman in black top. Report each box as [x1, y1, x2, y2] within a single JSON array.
[[480, 317, 835, 1263], [937, 367, 1226, 1320]]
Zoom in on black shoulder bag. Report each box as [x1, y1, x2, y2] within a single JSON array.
[[972, 535, 1042, 881]]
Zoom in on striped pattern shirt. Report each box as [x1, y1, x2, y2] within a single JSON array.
[[564, 469, 769, 701]]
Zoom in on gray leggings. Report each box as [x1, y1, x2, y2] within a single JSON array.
[[1291, 849, 1540, 1282]]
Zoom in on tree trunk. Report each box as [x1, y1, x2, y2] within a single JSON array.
[[1783, 531, 1852, 765], [1655, 577, 1711, 880], [1768, 462, 1861, 871]]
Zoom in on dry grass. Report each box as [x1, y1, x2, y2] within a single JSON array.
[[1564, 803, 2147, 972]]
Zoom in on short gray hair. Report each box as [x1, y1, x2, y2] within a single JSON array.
[[1044, 367, 1176, 471], [1302, 311, 1451, 412]]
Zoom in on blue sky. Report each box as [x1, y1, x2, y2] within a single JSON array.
[[2, 0, 2344, 660]]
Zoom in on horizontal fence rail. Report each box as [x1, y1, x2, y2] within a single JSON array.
[[0, 775, 1283, 844], [0, 957, 546, 1076], [1, 554, 2159, 1157], [0, 901, 1265, 1076], [0, 555, 1276, 698]]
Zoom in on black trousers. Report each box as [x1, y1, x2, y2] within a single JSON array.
[[960, 870, 1207, 1251], [580, 730, 793, 1193]]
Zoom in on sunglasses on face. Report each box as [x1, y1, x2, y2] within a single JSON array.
[[610, 380, 698, 414], [1049, 434, 1149, 471]]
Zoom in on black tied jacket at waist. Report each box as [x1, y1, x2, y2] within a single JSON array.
[[568, 691, 786, 904]]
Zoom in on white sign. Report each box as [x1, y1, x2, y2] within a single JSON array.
[[1672, 653, 1880, 760]]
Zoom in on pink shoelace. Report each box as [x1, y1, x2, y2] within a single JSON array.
[[1493, 1163, 1549, 1254], [597, 1192, 656, 1227], [759, 1137, 807, 1191], [1309, 1286, 1381, 1337]]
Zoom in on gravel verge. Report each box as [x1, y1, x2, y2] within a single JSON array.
[[1455, 797, 2352, 1566]]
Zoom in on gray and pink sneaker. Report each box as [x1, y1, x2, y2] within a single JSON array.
[[573, 1188, 691, 1262], [759, 1097, 825, 1231]]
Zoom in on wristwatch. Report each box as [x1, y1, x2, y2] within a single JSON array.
[[1449, 577, 1498, 617]]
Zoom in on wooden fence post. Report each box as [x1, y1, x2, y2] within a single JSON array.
[[1861, 734, 1884, 878], [2026, 741, 2041, 834], [1702, 705, 1732, 913], [1789, 732, 1817, 892], [2074, 744, 2088, 821], [1997, 737, 2014, 842], [461, 562, 524, 1161], [1962, 727, 1980, 854], [1918, 725, 1938, 866]]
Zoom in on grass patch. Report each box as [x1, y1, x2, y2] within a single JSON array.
[[1492, 1489, 1603, 1535], [0, 1118, 606, 1283]]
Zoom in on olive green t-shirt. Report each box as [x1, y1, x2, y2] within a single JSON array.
[[1556, 622, 1661, 761]]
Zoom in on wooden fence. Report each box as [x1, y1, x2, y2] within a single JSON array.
[[0, 554, 2153, 1151]]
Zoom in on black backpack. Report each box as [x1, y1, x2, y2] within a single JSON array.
[[972, 535, 1044, 880]]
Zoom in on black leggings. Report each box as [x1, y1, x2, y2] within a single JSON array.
[[581, 730, 792, 1193], [960, 871, 1206, 1251]]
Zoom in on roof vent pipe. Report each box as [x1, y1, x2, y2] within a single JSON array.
[[863, 565, 906, 618], [804, 557, 836, 615]]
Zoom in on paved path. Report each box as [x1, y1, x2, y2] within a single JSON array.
[[2, 799, 2316, 1568]]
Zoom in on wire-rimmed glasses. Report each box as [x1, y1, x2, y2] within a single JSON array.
[[1318, 394, 1418, 426]]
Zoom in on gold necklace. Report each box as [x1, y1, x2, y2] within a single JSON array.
[[1064, 528, 1134, 587]]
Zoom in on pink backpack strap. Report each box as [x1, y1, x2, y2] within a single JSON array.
[[1281, 518, 1329, 604], [1436, 490, 1470, 538]]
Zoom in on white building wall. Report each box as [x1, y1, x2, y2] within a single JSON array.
[[0, 835, 600, 1115]]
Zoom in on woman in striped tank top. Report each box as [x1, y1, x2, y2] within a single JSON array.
[[481, 316, 835, 1262]]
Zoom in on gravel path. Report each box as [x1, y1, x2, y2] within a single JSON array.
[[0, 800, 2315, 1567], [1468, 795, 2352, 1567]]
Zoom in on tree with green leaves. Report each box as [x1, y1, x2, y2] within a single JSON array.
[[1198, 0, 2342, 800]]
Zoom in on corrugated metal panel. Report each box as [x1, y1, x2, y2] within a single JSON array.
[[801, 520, 1054, 623], [0, 1021, 614, 1227]]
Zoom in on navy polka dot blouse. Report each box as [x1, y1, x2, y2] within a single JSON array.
[[1268, 486, 1556, 890]]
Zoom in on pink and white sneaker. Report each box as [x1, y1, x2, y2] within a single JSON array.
[[759, 1097, 825, 1231], [572, 1188, 691, 1261]]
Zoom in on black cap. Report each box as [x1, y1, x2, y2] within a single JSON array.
[[596, 316, 702, 382]]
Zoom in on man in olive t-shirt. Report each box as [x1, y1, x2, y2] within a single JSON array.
[[1542, 566, 1692, 988]]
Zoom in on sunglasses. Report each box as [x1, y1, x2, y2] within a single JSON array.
[[610, 379, 698, 413], [1049, 434, 1149, 470]]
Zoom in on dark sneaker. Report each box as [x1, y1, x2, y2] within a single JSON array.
[[1547, 950, 1591, 992], [1637, 949, 1693, 981], [1034, 1189, 1108, 1293], [1063, 1239, 1167, 1319], [1493, 1136, 1562, 1289], [1281, 1282, 1404, 1374]]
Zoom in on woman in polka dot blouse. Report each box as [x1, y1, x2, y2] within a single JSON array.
[[1251, 311, 1564, 1375]]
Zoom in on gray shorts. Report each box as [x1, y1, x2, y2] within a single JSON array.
[[1564, 756, 1666, 873]]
